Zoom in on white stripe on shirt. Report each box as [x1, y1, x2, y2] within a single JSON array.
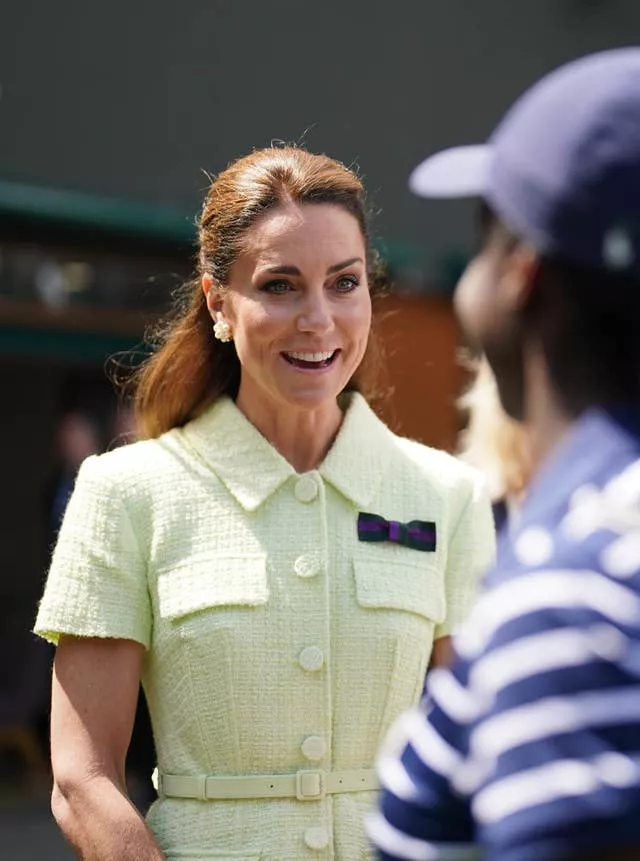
[[377, 708, 462, 787], [407, 706, 464, 778], [472, 753, 640, 824], [428, 667, 479, 724], [456, 571, 640, 659], [377, 752, 423, 801], [468, 624, 626, 698], [603, 458, 640, 508], [471, 685, 640, 762]]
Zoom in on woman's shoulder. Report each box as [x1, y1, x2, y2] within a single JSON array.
[[74, 430, 185, 494], [389, 431, 484, 494]]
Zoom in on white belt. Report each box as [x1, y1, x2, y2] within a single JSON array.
[[156, 768, 378, 801]]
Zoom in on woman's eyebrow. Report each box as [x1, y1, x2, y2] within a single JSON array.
[[262, 256, 363, 277]]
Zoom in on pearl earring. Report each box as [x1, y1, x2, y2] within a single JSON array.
[[213, 318, 232, 343]]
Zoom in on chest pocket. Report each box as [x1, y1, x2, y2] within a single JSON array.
[[353, 548, 445, 625], [157, 554, 269, 621]]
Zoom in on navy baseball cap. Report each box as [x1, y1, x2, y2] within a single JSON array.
[[410, 48, 640, 275]]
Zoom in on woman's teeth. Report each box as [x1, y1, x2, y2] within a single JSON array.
[[285, 350, 335, 362]]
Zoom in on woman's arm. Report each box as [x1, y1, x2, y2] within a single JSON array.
[[428, 635, 453, 669], [51, 635, 165, 861]]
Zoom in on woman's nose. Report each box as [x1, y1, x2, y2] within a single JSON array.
[[297, 291, 333, 333]]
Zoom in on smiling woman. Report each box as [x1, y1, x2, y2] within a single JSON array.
[[135, 148, 386, 445], [34, 147, 496, 861], [201, 202, 373, 471]]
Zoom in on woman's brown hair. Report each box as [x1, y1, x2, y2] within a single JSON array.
[[133, 146, 386, 438]]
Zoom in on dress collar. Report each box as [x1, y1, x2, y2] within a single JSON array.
[[178, 392, 393, 512]]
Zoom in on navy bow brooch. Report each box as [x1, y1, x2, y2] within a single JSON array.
[[357, 512, 436, 552]]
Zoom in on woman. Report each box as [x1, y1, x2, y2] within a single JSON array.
[[35, 147, 495, 860]]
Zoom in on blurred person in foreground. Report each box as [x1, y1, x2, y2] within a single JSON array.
[[368, 48, 640, 861], [33, 146, 494, 860], [458, 356, 531, 533]]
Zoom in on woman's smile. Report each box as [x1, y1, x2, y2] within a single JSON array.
[[281, 348, 340, 370]]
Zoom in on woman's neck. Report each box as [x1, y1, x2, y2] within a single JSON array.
[[235, 389, 344, 473]]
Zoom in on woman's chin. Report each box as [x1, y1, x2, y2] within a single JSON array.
[[275, 381, 346, 412]]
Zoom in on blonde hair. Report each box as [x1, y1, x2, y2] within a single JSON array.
[[457, 357, 531, 502]]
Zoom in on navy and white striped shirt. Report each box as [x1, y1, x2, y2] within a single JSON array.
[[368, 408, 640, 861]]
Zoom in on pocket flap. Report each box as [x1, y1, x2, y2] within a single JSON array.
[[353, 554, 445, 623], [158, 554, 268, 621]]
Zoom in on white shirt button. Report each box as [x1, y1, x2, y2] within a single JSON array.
[[294, 475, 319, 503], [304, 825, 329, 850], [294, 554, 320, 579], [301, 735, 326, 761], [299, 646, 324, 672]]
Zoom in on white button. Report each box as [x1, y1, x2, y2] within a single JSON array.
[[304, 825, 329, 850], [294, 554, 320, 579], [301, 735, 326, 761], [294, 475, 319, 503], [299, 646, 324, 672]]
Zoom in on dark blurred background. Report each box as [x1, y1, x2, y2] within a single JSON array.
[[0, 1, 638, 857]]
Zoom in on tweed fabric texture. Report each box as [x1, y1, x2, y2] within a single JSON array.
[[35, 393, 495, 860]]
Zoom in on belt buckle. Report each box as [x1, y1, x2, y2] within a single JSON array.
[[295, 769, 325, 801], [194, 775, 208, 800]]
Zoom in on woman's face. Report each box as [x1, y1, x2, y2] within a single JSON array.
[[204, 203, 372, 416]]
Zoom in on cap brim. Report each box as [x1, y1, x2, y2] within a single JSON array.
[[409, 145, 492, 199]]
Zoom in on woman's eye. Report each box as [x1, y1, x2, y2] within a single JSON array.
[[335, 275, 359, 293], [262, 280, 291, 294]]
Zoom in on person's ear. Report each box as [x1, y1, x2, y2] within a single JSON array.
[[500, 244, 540, 311], [202, 273, 224, 319], [202, 274, 234, 343]]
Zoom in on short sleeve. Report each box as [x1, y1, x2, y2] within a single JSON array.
[[34, 454, 151, 648], [436, 472, 495, 638]]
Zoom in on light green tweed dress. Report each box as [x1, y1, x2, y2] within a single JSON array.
[[35, 393, 495, 860]]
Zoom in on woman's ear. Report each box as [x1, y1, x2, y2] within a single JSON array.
[[202, 274, 224, 319]]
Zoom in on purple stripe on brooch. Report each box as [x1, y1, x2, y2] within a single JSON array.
[[388, 521, 401, 542]]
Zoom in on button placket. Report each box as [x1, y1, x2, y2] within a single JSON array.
[[289, 470, 332, 857]]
